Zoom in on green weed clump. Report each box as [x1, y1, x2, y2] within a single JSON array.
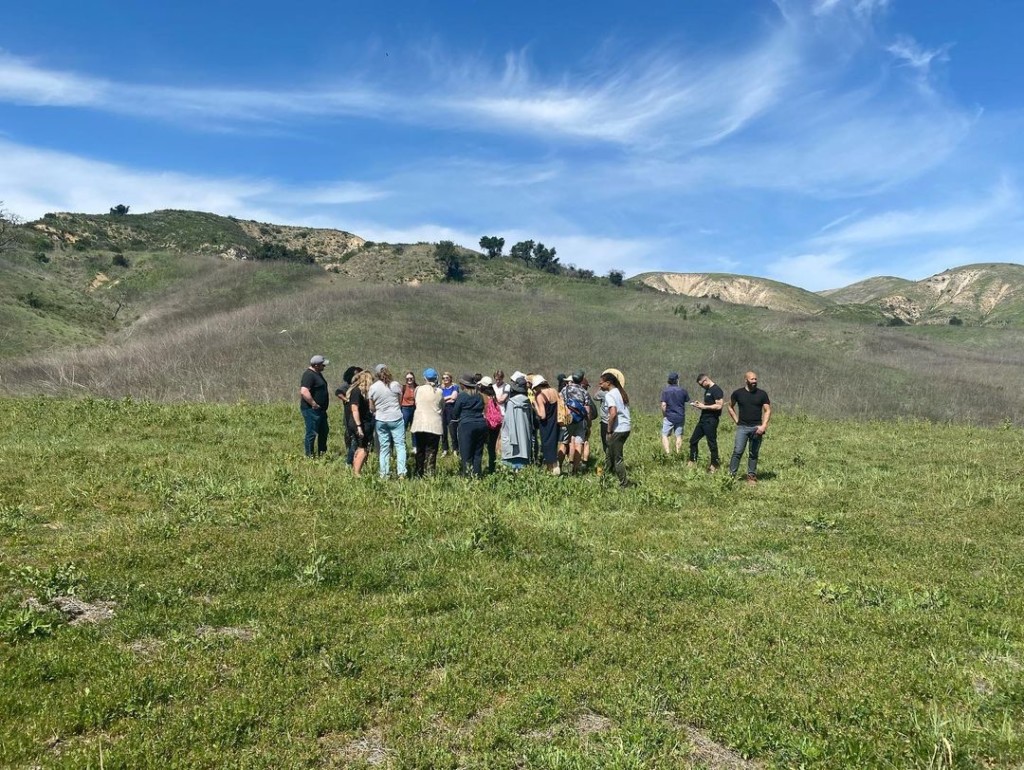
[[2, 397, 1024, 766]]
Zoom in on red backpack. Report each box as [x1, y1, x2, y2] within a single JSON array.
[[484, 397, 503, 429]]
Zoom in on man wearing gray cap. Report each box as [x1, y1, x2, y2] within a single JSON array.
[[299, 355, 330, 457]]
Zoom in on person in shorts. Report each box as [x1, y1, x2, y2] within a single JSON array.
[[560, 369, 591, 474], [659, 371, 689, 455]]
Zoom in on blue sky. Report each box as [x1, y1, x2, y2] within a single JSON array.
[[2, 0, 1022, 290]]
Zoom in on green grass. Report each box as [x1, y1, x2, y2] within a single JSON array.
[[2, 398, 1024, 767]]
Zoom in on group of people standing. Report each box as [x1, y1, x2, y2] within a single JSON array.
[[299, 358, 635, 486], [300, 356, 772, 487]]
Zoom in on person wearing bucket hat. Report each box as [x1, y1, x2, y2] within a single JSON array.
[[410, 368, 444, 476], [299, 355, 330, 457], [660, 371, 689, 456], [599, 369, 632, 487], [452, 373, 488, 477]]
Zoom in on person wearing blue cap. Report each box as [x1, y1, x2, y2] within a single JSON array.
[[660, 371, 689, 455], [410, 368, 444, 476]]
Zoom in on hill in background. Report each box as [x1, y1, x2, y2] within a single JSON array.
[[637, 264, 1024, 326], [2, 208, 1024, 425]]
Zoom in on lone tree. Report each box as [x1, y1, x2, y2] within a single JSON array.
[[479, 235, 505, 258], [509, 240, 535, 264], [435, 240, 465, 282], [0, 201, 23, 254], [608, 269, 624, 286], [532, 242, 560, 273], [109, 204, 130, 216]]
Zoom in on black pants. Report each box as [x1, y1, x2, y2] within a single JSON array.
[[413, 433, 440, 476], [600, 421, 608, 452], [486, 426, 500, 474], [458, 421, 488, 477], [606, 430, 630, 485], [689, 417, 720, 465]]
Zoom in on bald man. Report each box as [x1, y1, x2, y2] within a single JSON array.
[[727, 371, 771, 484]]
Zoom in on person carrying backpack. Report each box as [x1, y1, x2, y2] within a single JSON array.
[[560, 369, 591, 475]]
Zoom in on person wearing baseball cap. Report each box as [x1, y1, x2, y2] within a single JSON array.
[[660, 371, 689, 456], [410, 368, 444, 476], [299, 355, 330, 457]]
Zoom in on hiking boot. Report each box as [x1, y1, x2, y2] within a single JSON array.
[[746, 474, 757, 485]]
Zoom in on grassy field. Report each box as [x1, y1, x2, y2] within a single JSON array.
[[2, 398, 1024, 768]]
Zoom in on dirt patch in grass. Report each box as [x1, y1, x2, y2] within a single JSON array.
[[26, 595, 116, 625], [682, 725, 762, 769], [128, 637, 165, 657], [319, 728, 392, 767], [527, 710, 615, 742], [195, 625, 256, 641]]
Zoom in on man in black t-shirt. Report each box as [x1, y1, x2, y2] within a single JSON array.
[[688, 372, 724, 471], [727, 371, 771, 484], [299, 355, 330, 457]]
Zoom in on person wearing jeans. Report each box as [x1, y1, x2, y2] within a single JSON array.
[[369, 364, 407, 478], [727, 371, 771, 484], [299, 355, 330, 457]]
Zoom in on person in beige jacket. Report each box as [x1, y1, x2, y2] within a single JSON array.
[[411, 368, 444, 476]]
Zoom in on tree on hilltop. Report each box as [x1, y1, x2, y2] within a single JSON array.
[[532, 242, 559, 273], [479, 235, 505, 258], [435, 240, 465, 282], [510, 240, 535, 264], [608, 269, 624, 286], [109, 204, 130, 216], [0, 201, 24, 254]]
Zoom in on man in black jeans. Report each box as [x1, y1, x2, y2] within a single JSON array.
[[688, 372, 724, 472], [299, 355, 330, 457]]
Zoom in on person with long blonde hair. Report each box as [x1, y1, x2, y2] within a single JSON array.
[[348, 369, 374, 476]]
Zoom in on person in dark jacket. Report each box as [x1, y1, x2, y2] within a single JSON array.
[[452, 373, 488, 477]]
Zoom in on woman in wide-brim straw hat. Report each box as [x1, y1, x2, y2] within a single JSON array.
[[531, 374, 562, 475], [599, 369, 632, 488]]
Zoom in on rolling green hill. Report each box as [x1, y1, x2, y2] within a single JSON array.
[[821, 264, 1024, 325], [2, 210, 1024, 424]]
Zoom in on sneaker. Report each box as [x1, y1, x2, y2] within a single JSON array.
[[686, 461, 696, 468], [708, 465, 719, 474], [746, 474, 757, 485]]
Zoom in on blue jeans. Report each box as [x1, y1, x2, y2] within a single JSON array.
[[301, 404, 329, 457], [729, 425, 763, 477], [376, 418, 407, 477], [401, 405, 417, 449]]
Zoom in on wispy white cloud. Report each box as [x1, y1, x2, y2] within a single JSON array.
[[443, 37, 795, 148], [812, 0, 890, 19], [0, 33, 795, 149], [0, 138, 385, 221], [813, 179, 1020, 247], [766, 251, 865, 291], [887, 35, 951, 73]]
